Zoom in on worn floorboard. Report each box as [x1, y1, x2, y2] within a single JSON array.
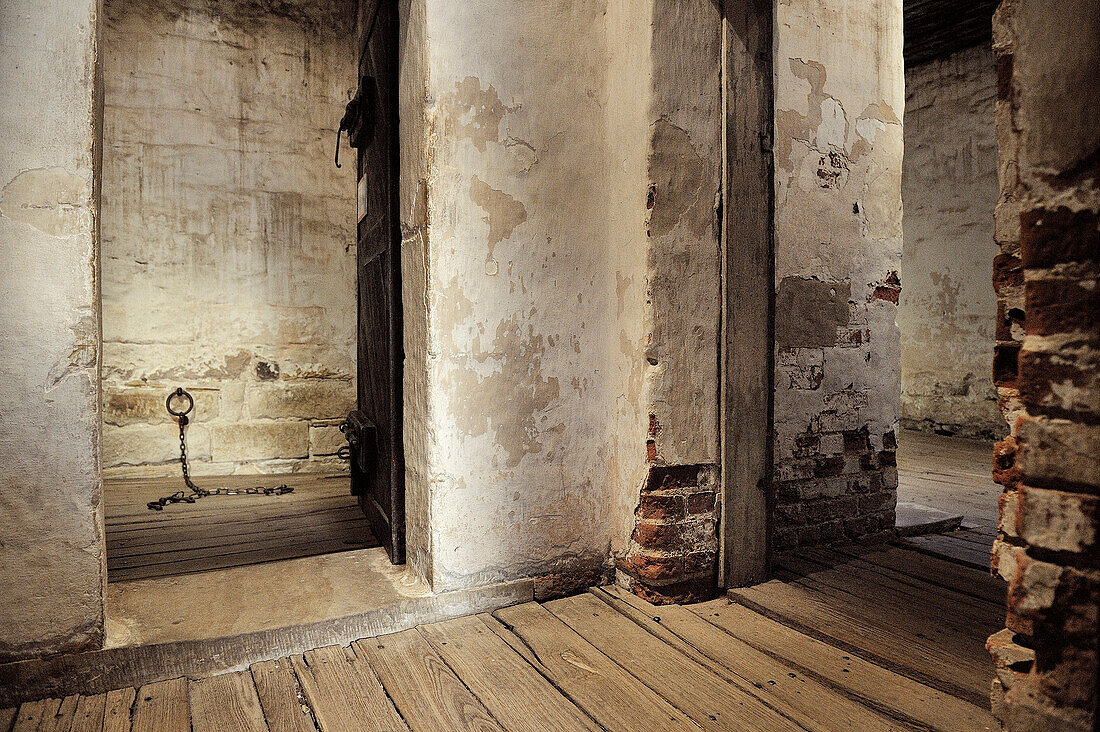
[[9, 537, 1000, 731], [353, 631, 502, 731], [417, 615, 601, 732], [105, 473, 377, 581], [291, 646, 406, 732]]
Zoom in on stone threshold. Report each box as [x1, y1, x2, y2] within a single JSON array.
[[0, 548, 532, 706]]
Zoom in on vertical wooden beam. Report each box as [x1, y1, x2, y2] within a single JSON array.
[[719, 0, 774, 588]]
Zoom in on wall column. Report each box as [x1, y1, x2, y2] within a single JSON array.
[[0, 0, 105, 659]]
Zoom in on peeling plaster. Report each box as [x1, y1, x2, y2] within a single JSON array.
[[469, 176, 528, 261]]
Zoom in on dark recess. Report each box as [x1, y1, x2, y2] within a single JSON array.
[[905, 0, 1000, 67]]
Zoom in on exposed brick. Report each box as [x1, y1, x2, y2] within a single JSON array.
[[1018, 485, 1097, 556], [813, 455, 846, 478], [776, 503, 807, 525], [1024, 278, 1099, 337], [616, 552, 685, 586], [860, 491, 897, 515], [631, 521, 681, 551], [628, 574, 716, 605], [773, 526, 799, 549], [882, 429, 898, 450], [843, 428, 871, 452], [994, 342, 1021, 388], [993, 251, 1025, 292], [877, 450, 897, 467], [1020, 206, 1099, 269], [534, 556, 610, 601], [644, 464, 707, 492], [994, 437, 1023, 490], [686, 492, 717, 514], [637, 493, 685, 522], [1018, 349, 1099, 421]]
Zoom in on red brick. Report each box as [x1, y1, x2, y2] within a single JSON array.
[[616, 552, 684, 585], [994, 342, 1021, 388], [686, 492, 717, 514], [993, 437, 1023, 489], [631, 521, 680, 551], [644, 464, 702, 491], [637, 493, 684, 522], [1020, 206, 1099, 269], [993, 251, 1024, 292], [629, 574, 716, 605], [1024, 278, 1099, 337]]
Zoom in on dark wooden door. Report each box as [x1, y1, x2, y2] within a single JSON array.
[[346, 0, 404, 564]]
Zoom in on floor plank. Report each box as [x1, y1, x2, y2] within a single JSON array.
[[131, 678, 190, 732], [250, 659, 319, 732], [778, 552, 1003, 629], [418, 615, 601, 732], [790, 548, 1003, 621], [36, 694, 78, 732], [67, 694, 107, 732], [687, 596, 998, 732], [190, 671, 270, 732], [729, 579, 991, 705], [551, 591, 866, 732], [833, 545, 1006, 604], [353, 630, 503, 732], [491, 602, 702, 732], [10, 698, 58, 732], [105, 473, 375, 581], [900, 533, 993, 570], [291, 646, 407, 732], [593, 587, 913, 732], [102, 687, 136, 732]]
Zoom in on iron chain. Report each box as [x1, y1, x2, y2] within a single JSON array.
[[147, 388, 293, 510]]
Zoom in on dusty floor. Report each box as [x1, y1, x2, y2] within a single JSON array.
[[897, 429, 999, 527]]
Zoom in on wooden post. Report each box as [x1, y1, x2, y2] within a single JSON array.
[[719, 0, 774, 588]]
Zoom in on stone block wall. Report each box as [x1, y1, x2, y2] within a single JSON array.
[[900, 45, 1003, 440], [986, 1, 1099, 730], [99, 0, 357, 477], [771, 0, 905, 550]]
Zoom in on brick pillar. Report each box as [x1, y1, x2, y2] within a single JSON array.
[[987, 1, 1099, 729]]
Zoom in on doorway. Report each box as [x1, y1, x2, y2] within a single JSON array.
[[97, 0, 403, 586]]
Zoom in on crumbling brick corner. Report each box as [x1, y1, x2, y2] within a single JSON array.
[[616, 464, 721, 605]]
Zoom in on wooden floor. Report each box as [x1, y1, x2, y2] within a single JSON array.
[[105, 473, 378, 582], [896, 429, 1000, 529], [4, 541, 1002, 731]]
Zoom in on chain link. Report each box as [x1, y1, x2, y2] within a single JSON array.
[[147, 390, 293, 510]]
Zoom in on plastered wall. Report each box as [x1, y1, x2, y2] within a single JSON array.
[[900, 45, 1002, 440], [398, 0, 722, 595], [0, 0, 105, 661], [771, 0, 905, 548], [99, 0, 358, 477]]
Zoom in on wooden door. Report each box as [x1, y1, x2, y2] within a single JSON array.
[[345, 0, 404, 564]]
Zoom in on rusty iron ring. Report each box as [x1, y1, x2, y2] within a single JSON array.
[[165, 387, 194, 418]]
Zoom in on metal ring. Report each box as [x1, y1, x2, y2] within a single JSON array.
[[165, 387, 194, 418]]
